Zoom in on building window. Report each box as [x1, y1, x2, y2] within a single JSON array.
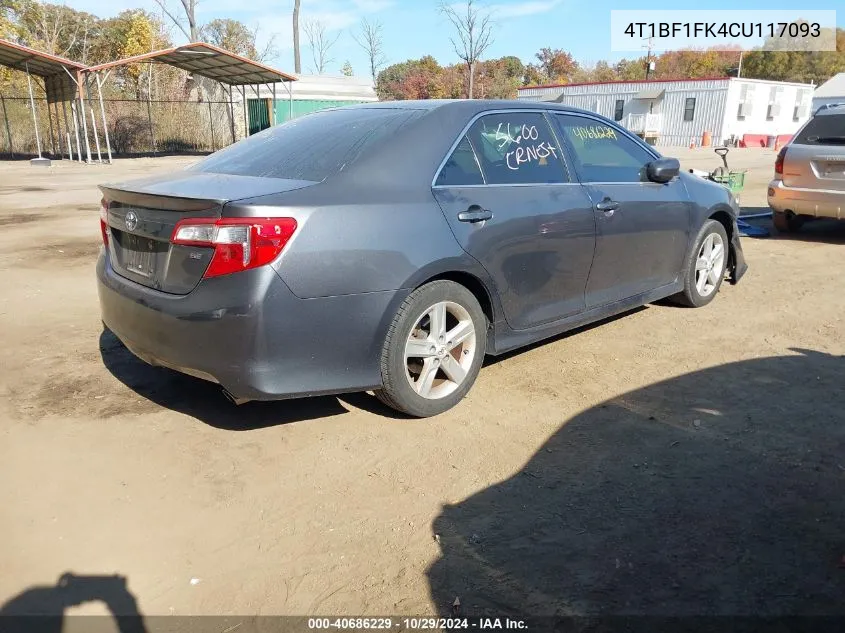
[[767, 86, 784, 121], [737, 84, 753, 119], [683, 98, 696, 122], [614, 99, 624, 121], [793, 89, 810, 121]]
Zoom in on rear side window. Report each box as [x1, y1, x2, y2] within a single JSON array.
[[191, 108, 423, 181], [555, 114, 653, 183], [465, 112, 568, 185], [793, 113, 845, 146], [435, 137, 484, 186]]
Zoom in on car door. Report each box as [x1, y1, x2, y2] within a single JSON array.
[[432, 110, 596, 330], [553, 113, 691, 309]]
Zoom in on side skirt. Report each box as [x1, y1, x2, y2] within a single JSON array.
[[488, 281, 684, 356]]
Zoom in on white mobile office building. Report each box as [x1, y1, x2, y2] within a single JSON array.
[[518, 77, 815, 147]]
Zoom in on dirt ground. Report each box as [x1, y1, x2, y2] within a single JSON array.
[[0, 147, 843, 622]]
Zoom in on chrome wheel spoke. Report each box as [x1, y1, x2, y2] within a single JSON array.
[[440, 355, 467, 384], [695, 257, 709, 272], [415, 358, 438, 397], [406, 337, 436, 359], [428, 303, 447, 340], [707, 266, 721, 286], [710, 243, 724, 265], [445, 320, 474, 351], [696, 271, 708, 294]]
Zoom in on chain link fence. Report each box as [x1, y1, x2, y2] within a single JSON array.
[[0, 96, 242, 159]]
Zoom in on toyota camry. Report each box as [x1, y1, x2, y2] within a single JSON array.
[[97, 100, 747, 417]]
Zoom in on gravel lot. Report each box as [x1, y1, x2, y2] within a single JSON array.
[[1, 147, 843, 619]]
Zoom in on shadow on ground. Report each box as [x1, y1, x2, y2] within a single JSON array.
[[428, 349, 845, 617], [741, 208, 845, 245], [98, 328, 406, 428], [0, 573, 147, 633]]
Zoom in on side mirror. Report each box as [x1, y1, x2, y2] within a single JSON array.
[[646, 157, 680, 183]]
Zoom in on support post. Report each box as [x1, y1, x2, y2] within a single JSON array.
[[25, 63, 43, 158], [70, 100, 82, 163], [95, 73, 112, 163], [227, 85, 236, 144], [90, 106, 102, 163], [0, 91, 13, 156], [146, 95, 156, 154], [53, 101, 64, 158], [207, 99, 215, 151], [44, 82, 57, 157], [287, 80, 293, 122], [241, 85, 248, 138], [271, 82, 276, 126], [61, 99, 73, 161], [76, 72, 92, 163]]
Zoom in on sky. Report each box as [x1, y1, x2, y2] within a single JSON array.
[[61, 0, 844, 77]]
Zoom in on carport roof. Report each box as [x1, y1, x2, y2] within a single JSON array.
[[83, 42, 297, 85], [0, 39, 86, 102]]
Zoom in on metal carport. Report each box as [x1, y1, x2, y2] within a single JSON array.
[[0, 39, 88, 164], [82, 42, 297, 162]]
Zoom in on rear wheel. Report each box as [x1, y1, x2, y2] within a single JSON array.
[[772, 210, 804, 233], [672, 219, 728, 308], [375, 280, 487, 418]]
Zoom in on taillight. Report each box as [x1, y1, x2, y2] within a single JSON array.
[[171, 217, 297, 278], [100, 198, 109, 246], [774, 146, 787, 177]]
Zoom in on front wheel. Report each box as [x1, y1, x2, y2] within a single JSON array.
[[375, 280, 487, 418], [672, 219, 729, 308]]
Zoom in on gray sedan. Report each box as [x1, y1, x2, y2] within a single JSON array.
[[97, 100, 747, 417]]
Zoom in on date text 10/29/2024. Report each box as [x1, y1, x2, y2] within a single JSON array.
[[308, 617, 529, 630]]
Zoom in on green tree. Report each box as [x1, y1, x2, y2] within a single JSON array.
[[201, 18, 258, 59], [341, 60, 354, 76]]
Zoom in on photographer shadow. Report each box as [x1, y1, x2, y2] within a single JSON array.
[[0, 573, 147, 633]]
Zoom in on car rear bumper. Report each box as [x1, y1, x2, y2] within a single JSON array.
[[767, 179, 845, 219], [97, 251, 407, 401]]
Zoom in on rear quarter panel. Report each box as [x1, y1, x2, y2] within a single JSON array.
[[224, 182, 480, 299]]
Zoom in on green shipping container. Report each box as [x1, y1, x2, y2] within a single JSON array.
[[273, 99, 369, 124]]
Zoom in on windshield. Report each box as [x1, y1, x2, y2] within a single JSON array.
[[793, 113, 845, 146], [191, 107, 423, 181]]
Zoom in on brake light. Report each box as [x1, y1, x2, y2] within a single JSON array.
[[774, 146, 787, 177], [171, 217, 297, 278], [100, 198, 109, 246]]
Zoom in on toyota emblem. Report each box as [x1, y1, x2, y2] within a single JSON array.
[[125, 211, 138, 231]]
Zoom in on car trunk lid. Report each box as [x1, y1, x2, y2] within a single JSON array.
[[100, 172, 315, 294], [782, 143, 845, 189]]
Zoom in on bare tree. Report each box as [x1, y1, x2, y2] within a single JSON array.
[[303, 18, 340, 75], [352, 17, 386, 83], [152, 0, 199, 41], [439, 0, 495, 99], [293, 0, 301, 73]]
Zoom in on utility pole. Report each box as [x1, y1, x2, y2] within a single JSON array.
[[737, 50, 743, 78], [643, 36, 654, 80]]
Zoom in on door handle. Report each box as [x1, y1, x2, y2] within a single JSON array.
[[458, 205, 493, 223], [595, 199, 619, 213]]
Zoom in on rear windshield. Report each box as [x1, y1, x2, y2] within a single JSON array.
[[793, 113, 845, 146], [191, 107, 423, 181]]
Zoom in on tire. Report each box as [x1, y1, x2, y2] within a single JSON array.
[[772, 210, 804, 233], [672, 219, 729, 308], [375, 280, 487, 418]]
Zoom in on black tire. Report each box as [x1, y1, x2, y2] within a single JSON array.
[[671, 219, 729, 308], [772, 210, 804, 233], [375, 280, 487, 418]]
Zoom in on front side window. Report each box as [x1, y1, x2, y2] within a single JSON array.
[[555, 114, 654, 183], [684, 98, 696, 122], [465, 112, 567, 185], [435, 137, 484, 186]]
